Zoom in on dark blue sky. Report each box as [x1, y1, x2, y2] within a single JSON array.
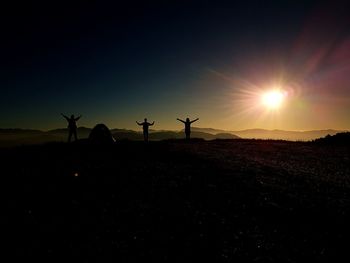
[[1, 0, 349, 130]]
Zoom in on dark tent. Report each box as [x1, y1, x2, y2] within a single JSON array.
[[89, 124, 115, 144]]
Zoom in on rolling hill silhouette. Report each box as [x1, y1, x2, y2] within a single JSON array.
[[313, 132, 350, 145], [0, 127, 347, 147]]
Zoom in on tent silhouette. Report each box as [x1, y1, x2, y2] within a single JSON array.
[[89, 124, 115, 144]]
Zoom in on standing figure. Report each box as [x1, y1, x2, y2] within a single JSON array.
[[61, 113, 82, 142], [136, 118, 154, 142], [177, 117, 199, 140]]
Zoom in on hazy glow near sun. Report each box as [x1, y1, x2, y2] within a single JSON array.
[[261, 90, 285, 109]]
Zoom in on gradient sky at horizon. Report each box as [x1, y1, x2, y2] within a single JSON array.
[[1, 0, 350, 131]]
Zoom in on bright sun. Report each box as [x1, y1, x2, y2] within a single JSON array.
[[261, 90, 285, 109]]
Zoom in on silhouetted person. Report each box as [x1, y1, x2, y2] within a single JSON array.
[[136, 118, 154, 142], [61, 113, 82, 142], [177, 117, 199, 140]]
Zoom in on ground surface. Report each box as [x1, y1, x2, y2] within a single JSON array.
[[2, 139, 350, 261]]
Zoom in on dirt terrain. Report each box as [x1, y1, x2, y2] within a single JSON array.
[[2, 139, 350, 261]]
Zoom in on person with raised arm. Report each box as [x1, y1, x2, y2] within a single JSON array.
[[136, 118, 154, 142], [61, 113, 82, 142], [177, 117, 199, 140]]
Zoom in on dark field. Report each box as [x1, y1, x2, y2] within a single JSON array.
[[2, 140, 350, 261]]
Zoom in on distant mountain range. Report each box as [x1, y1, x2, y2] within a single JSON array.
[[0, 127, 239, 147], [0, 127, 347, 147], [191, 127, 346, 141]]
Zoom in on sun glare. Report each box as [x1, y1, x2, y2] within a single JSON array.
[[261, 90, 285, 110]]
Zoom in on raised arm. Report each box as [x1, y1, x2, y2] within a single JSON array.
[[150, 121, 155, 126], [75, 115, 82, 121], [61, 113, 69, 121], [190, 118, 199, 124], [136, 121, 142, 125], [177, 118, 185, 123]]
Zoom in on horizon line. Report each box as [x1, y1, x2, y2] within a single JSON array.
[[1, 126, 349, 133]]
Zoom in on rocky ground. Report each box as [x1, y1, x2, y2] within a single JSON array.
[[2, 139, 350, 261]]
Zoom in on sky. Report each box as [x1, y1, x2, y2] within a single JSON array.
[[1, 0, 350, 131]]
